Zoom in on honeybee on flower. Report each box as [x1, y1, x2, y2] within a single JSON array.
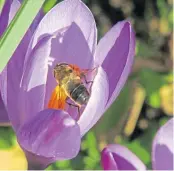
[[48, 63, 96, 118]]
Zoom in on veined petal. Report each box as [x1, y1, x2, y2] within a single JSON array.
[[95, 21, 135, 109], [101, 144, 146, 170], [78, 67, 109, 136], [17, 109, 80, 161], [31, 0, 97, 54], [152, 118, 174, 170], [20, 35, 53, 125], [0, 0, 20, 37]]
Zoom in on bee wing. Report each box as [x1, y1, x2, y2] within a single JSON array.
[[69, 64, 98, 77], [48, 85, 67, 110]]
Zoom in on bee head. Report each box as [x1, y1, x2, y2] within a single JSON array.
[[53, 63, 73, 82]]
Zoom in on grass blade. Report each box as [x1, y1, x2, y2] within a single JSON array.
[[0, 0, 45, 72]]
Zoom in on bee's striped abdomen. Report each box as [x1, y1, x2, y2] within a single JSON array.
[[70, 83, 90, 106]]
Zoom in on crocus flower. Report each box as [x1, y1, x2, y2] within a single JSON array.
[[0, 0, 135, 169], [101, 118, 174, 170]]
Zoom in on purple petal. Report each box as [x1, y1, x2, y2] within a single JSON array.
[[0, 0, 43, 131], [101, 144, 146, 170], [0, 90, 9, 125], [28, 9, 44, 33], [31, 0, 97, 54], [19, 35, 52, 124], [95, 21, 135, 109], [101, 148, 118, 170], [50, 22, 94, 68], [17, 109, 81, 162], [0, 0, 20, 37], [78, 67, 109, 136], [0, 14, 33, 132], [152, 118, 174, 170], [0, 34, 32, 131]]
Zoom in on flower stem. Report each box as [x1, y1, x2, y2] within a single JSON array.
[[27, 163, 48, 170], [25, 151, 53, 170]]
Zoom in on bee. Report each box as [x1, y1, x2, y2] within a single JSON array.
[[48, 63, 95, 118]]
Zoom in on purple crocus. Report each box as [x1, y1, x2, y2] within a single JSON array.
[[101, 118, 174, 170], [0, 0, 135, 169]]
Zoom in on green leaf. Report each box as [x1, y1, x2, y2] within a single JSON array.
[[157, 0, 168, 18], [70, 153, 84, 169], [85, 131, 100, 159], [139, 69, 167, 93], [168, 10, 173, 29], [0, 0, 5, 11], [86, 131, 97, 148], [0, 0, 45, 73], [164, 72, 173, 83], [127, 141, 150, 165], [94, 83, 131, 133], [55, 160, 71, 169], [139, 69, 167, 107], [136, 39, 160, 58], [84, 156, 98, 169], [82, 131, 100, 169], [159, 117, 169, 126], [0, 127, 16, 149], [148, 91, 161, 108], [43, 0, 57, 13], [139, 120, 160, 168]]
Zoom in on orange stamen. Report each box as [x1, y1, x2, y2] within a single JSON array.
[[48, 85, 67, 110]]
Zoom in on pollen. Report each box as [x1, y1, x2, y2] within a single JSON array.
[[48, 85, 67, 110]]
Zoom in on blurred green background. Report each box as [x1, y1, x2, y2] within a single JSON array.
[[0, 0, 173, 170]]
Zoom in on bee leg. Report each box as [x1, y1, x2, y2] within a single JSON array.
[[77, 106, 81, 120], [82, 75, 94, 93], [83, 67, 98, 74], [83, 75, 93, 85], [66, 101, 81, 119], [80, 67, 98, 85]]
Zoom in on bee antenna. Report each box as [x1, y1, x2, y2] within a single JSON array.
[[57, 62, 69, 66]]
